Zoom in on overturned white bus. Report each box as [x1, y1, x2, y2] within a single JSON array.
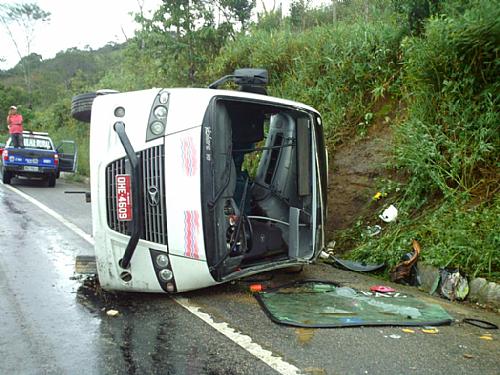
[[71, 69, 328, 293]]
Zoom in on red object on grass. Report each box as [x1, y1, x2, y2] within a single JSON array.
[[370, 285, 396, 293]]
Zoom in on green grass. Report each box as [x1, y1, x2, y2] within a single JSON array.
[[347, 0, 500, 280]]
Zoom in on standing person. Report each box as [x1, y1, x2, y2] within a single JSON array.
[[6, 105, 24, 148]]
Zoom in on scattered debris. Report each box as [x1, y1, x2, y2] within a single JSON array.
[[435, 269, 469, 301], [421, 327, 439, 334], [295, 328, 315, 345], [379, 205, 398, 222], [463, 354, 474, 359], [250, 284, 264, 293], [389, 334, 401, 339], [366, 225, 382, 237], [401, 328, 415, 333], [370, 285, 396, 293], [479, 334, 493, 341], [319, 251, 331, 259], [331, 256, 385, 273], [106, 309, 119, 317], [390, 239, 420, 286], [463, 319, 498, 330]]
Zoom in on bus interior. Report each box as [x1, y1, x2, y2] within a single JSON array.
[[203, 98, 317, 281]]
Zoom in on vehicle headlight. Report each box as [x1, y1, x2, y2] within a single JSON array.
[[114, 106, 125, 117], [156, 254, 169, 268], [150, 121, 165, 135], [159, 91, 169, 104], [154, 105, 168, 119], [159, 269, 173, 281]]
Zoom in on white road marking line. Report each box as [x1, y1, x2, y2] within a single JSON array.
[[1, 182, 302, 375], [174, 297, 301, 375], [1, 183, 95, 246]]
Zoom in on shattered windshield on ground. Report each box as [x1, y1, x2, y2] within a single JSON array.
[[255, 281, 453, 328]]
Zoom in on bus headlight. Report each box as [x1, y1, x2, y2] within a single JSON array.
[[114, 106, 125, 117], [150, 121, 165, 135], [154, 105, 168, 119], [156, 254, 169, 268], [159, 269, 173, 281], [159, 91, 169, 104]]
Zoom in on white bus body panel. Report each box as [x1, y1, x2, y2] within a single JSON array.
[[88, 87, 321, 293], [89, 88, 222, 292]]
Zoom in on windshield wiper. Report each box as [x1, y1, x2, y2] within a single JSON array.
[[113, 121, 144, 269]]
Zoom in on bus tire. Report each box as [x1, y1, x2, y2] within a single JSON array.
[[71, 90, 118, 123], [71, 92, 97, 123]]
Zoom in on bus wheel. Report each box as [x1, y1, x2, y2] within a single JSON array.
[[71, 92, 97, 123], [71, 89, 119, 123]]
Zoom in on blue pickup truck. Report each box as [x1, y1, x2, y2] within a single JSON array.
[[1, 131, 76, 187]]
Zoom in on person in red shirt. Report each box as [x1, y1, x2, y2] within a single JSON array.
[[7, 105, 24, 148]]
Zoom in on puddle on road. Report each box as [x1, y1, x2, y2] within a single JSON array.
[[1, 193, 27, 215], [77, 278, 252, 374]]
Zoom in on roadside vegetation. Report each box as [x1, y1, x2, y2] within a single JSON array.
[[1, 0, 498, 279]]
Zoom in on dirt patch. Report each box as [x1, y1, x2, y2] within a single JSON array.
[[325, 99, 403, 249]]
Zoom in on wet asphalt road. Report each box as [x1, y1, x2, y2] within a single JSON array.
[[1, 177, 499, 375]]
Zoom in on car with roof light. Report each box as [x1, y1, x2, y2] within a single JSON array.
[[1, 131, 77, 187]]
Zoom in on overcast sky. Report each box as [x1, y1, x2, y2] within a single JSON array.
[[0, 0, 329, 70], [0, 0, 162, 69]]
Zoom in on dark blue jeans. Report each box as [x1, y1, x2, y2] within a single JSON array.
[[11, 133, 23, 148]]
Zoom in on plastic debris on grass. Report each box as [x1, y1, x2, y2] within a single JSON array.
[[366, 225, 382, 237], [379, 205, 398, 222]]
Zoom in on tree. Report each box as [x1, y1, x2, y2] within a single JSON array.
[[134, 0, 254, 85], [0, 3, 50, 103], [290, 0, 309, 30], [218, 0, 255, 31], [392, 0, 442, 35]]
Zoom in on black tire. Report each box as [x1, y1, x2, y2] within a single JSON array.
[[2, 170, 12, 184], [71, 92, 97, 123], [47, 174, 56, 187]]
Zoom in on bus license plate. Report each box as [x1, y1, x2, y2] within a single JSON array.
[[23, 166, 39, 172], [116, 174, 132, 221]]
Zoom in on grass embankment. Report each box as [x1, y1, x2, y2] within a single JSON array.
[[214, 0, 499, 280], [349, 0, 500, 280]]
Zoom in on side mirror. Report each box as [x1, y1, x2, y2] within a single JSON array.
[[233, 69, 268, 86], [208, 68, 269, 92]]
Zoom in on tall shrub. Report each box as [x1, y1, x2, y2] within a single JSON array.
[[396, 0, 499, 204]]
